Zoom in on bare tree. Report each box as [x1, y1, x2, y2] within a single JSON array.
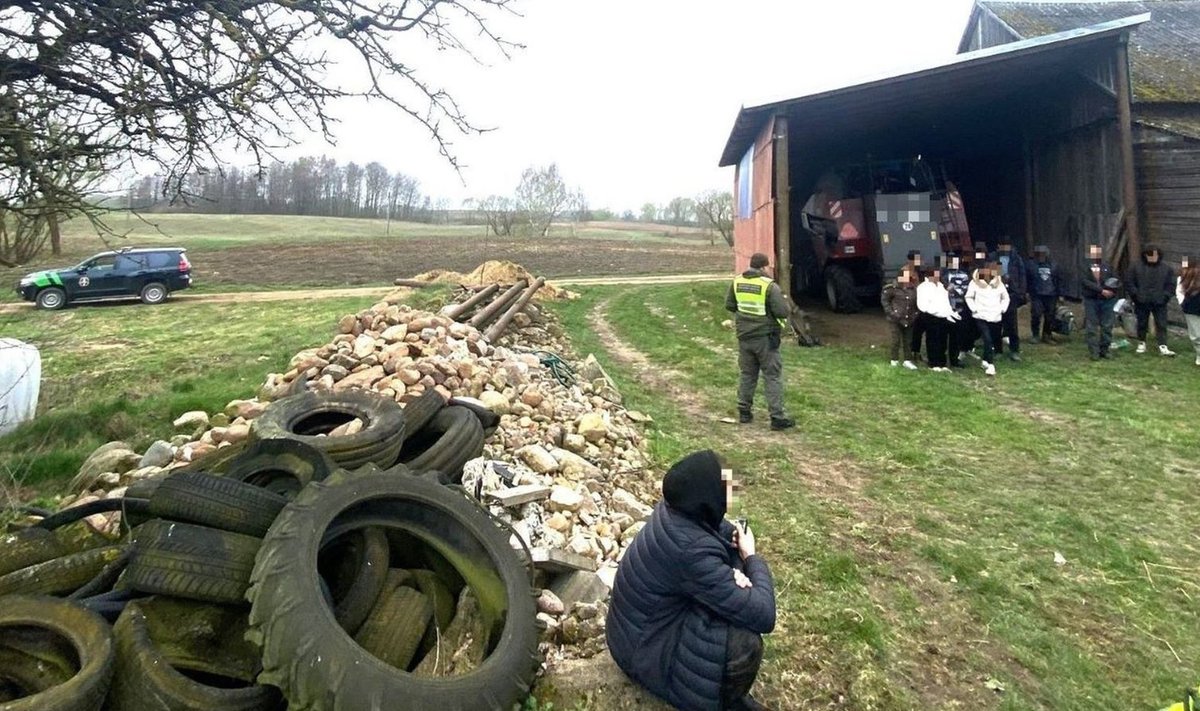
[[639, 203, 659, 223], [695, 190, 734, 247], [514, 163, 569, 237], [0, 0, 520, 262], [476, 195, 517, 236], [666, 196, 696, 227]]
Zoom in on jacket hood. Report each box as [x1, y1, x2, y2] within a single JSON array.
[[662, 450, 726, 529], [740, 268, 767, 279], [971, 271, 1003, 288]]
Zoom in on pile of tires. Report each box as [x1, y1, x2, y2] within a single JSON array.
[[0, 391, 538, 710]]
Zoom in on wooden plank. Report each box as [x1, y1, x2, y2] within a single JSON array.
[[486, 484, 551, 508], [530, 547, 597, 573]]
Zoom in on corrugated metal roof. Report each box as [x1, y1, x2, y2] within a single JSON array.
[[979, 1, 1200, 103], [719, 14, 1147, 167]]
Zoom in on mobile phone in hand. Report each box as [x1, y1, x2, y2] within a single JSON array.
[[736, 516, 748, 531]]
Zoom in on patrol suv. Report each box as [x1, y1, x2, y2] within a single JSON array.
[[15, 248, 192, 310]]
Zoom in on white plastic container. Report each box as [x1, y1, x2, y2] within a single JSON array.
[[0, 338, 41, 436]]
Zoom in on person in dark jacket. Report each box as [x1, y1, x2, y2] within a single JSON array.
[[1177, 255, 1200, 366], [1081, 244, 1119, 360], [905, 250, 927, 360], [725, 254, 794, 431], [881, 267, 919, 369], [1027, 245, 1062, 343], [607, 450, 776, 711], [994, 237, 1027, 361], [943, 253, 973, 367], [1125, 243, 1177, 357]]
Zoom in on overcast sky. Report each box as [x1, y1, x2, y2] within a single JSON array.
[[288, 0, 979, 213]]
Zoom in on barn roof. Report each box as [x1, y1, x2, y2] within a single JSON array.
[[719, 14, 1147, 167], [965, 1, 1200, 103]]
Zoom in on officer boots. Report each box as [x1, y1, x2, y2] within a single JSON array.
[[770, 417, 795, 431]]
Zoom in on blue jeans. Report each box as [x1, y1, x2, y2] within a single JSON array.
[[1084, 298, 1116, 356]]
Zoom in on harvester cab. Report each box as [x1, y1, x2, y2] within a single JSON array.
[[797, 157, 972, 312]]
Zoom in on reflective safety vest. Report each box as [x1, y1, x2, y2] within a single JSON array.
[[733, 275, 788, 329], [733, 275, 772, 316]]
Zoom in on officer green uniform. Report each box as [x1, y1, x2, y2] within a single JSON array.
[[725, 255, 794, 430]]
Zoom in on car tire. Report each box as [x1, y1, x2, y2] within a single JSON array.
[[447, 397, 501, 433], [0, 527, 69, 577], [0, 596, 115, 711], [252, 391, 407, 470], [246, 473, 540, 711], [402, 389, 447, 437], [223, 438, 335, 499], [0, 546, 125, 597], [35, 287, 67, 310], [824, 264, 862, 313], [109, 599, 281, 711], [125, 520, 261, 605], [149, 471, 287, 537], [399, 406, 485, 484], [353, 578, 433, 672], [319, 526, 391, 635], [140, 282, 168, 305]]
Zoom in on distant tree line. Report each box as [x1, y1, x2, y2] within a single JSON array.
[[130, 157, 427, 220], [635, 191, 733, 246]]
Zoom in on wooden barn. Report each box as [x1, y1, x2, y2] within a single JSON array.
[[721, 4, 1197, 306], [962, 0, 1200, 275]]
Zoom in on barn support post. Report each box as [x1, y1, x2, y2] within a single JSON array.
[[1023, 134, 1036, 252], [1114, 34, 1141, 261], [773, 115, 792, 300]]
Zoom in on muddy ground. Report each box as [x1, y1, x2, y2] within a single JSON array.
[[191, 237, 733, 288]]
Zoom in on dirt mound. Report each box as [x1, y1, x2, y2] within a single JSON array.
[[409, 260, 576, 300]]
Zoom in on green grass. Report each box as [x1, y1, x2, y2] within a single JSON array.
[[551, 283, 1200, 710], [0, 287, 449, 489]]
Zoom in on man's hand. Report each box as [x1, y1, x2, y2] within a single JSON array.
[[1101, 289, 1114, 299], [735, 522, 756, 559], [733, 569, 753, 589]]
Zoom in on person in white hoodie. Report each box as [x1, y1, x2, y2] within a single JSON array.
[[916, 266, 960, 372], [966, 261, 1010, 376]]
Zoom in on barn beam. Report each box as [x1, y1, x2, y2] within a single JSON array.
[[1114, 34, 1141, 262]]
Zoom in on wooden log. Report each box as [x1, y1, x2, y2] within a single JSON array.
[[485, 484, 552, 508], [440, 282, 500, 321], [468, 280, 527, 330], [483, 276, 546, 342], [391, 279, 435, 288]]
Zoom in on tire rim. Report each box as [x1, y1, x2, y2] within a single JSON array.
[[146, 286, 165, 302], [41, 292, 62, 308]]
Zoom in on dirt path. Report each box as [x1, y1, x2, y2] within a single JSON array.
[[587, 298, 1023, 710], [0, 273, 729, 315]]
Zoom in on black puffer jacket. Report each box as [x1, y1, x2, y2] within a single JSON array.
[[1125, 244, 1176, 305], [606, 451, 776, 711]]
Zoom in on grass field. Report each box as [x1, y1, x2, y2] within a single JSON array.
[[552, 283, 1200, 710], [0, 287, 449, 493], [0, 214, 732, 301]]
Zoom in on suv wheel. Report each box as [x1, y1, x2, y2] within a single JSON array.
[[36, 287, 67, 310], [140, 282, 168, 305]]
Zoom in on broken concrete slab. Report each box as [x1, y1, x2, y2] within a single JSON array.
[[549, 570, 608, 610], [530, 650, 672, 710], [486, 484, 551, 508], [531, 547, 597, 573]]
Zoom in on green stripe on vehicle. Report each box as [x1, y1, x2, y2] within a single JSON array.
[[50, 272, 63, 286]]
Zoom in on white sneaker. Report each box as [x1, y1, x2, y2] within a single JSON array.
[[1159, 344, 1176, 357], [1136, 341, 1147, 354], [1195, 356, 1200, 366], [985, 363, 997, 376], [902, 360, 918, 370], [890, 360, 899, 367]]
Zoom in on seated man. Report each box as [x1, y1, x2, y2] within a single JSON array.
[[606, 450, 776, 711]]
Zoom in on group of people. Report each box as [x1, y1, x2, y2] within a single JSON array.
[[883, 240, 1200, 372], [882, 237, 1044, 376]]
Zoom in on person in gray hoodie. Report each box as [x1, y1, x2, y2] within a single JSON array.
[[1125, 243, 1177, 356]]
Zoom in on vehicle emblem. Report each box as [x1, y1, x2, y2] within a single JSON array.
[[79, 276, 90, 287]]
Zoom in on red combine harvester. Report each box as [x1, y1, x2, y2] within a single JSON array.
[[796, 157, 973, 312]]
